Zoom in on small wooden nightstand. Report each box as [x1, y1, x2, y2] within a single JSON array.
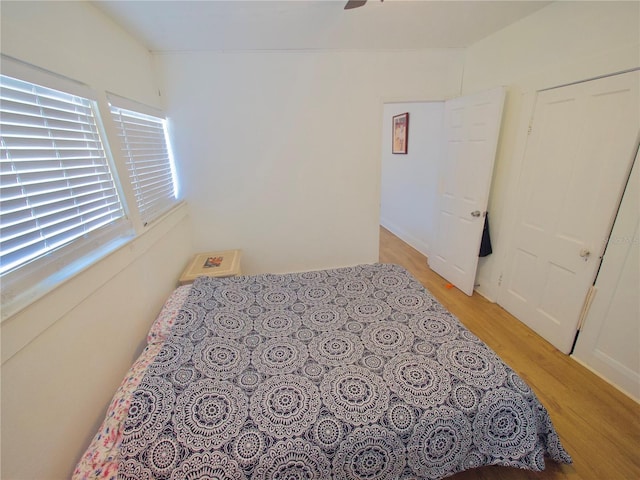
[[179, 250, 242, 285]]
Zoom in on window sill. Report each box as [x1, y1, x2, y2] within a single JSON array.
[[1, 201, 189, 364], [1, 233, 135, 323]]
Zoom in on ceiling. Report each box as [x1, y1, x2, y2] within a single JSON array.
[[92, 0, 552, 53]]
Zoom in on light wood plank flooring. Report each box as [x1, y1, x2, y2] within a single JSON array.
[[379, 226, 639, 480]]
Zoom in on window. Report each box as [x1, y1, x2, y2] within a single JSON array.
[[109, 100, 178, 226], [0, 74, 128, 276], [0, 58, 181, 318]]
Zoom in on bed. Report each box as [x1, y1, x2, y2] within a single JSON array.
[[73, 263, 571, 480]]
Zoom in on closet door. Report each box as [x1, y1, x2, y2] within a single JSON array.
[[572, 152, 639, 399], [429, 87, 505, 295], [499, 70, 639, 354]]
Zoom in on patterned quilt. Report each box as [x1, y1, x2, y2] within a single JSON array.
[[80, 264, 572, 479]]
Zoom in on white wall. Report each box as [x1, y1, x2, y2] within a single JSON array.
[[0, 0, 161, 109], [156, 50, 464, 275], [0, 2, 194, 478], [461, 0, 640, 301], [380, 102, 444, 256]]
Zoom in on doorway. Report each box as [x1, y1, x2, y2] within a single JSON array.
[[380, 88, 505, 297]]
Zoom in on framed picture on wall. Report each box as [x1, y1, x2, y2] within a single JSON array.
[[392, 112, 409, 154]]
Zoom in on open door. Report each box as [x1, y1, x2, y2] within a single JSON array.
[[429, 87, 505, 295]]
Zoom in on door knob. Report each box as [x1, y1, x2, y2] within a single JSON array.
[[471, 211, 482, 217], [579, 248, 591, 258]]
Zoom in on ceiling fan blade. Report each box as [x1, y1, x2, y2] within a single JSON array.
[[344, 0, 367, 10]]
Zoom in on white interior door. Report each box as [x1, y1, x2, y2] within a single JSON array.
[[499, 70, 639, 354], [429, 87, 505, 295], [573, 152, 639, 400]]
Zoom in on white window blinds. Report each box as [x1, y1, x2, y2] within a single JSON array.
[[0, 74, 126, 275], [109, 104, 177, 226]]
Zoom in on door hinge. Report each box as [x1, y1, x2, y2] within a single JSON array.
[[576, 286, 598, 331], [527, 125, 533, 135]]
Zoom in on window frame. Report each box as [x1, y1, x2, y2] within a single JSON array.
[[107, 93, 180, 228], [0, 56, 181, 320]]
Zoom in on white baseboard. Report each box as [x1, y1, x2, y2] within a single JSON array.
[[380, 219, 430, 258]]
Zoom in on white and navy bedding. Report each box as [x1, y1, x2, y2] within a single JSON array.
[[74, 263, 571, 479]]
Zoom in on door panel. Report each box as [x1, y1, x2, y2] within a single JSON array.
[[573, 153, 639, 399], [429, 87, 505, 295], [500, 71, 639, 353]]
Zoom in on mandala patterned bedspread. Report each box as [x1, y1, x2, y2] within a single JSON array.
[[74, 263, 571, 480]]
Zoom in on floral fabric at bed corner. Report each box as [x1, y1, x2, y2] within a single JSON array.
[[73, 286, 191, 480], [72, 343, 163, 480], [114, 263, 571, 479]]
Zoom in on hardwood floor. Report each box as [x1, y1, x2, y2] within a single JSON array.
[[378, 226, 640, 480]]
